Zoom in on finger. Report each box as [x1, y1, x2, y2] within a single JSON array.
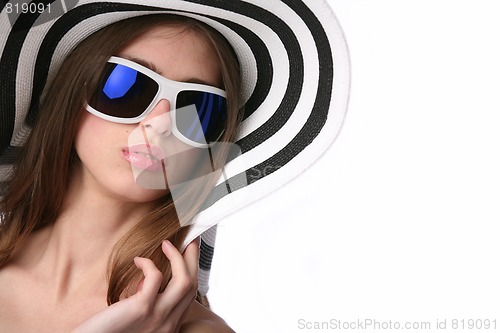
[[157, 240, 196, 308], [152, 241, 199, 329], [183, 238, 200, 283], [156, 281, 198, 333], [133, 257, 163, 300]]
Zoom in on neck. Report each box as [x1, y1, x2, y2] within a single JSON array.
[[15, 166, 156, 302]]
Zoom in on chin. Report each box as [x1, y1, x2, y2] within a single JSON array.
[[123, 186, 169, 203], [105, 175, 170, 203]]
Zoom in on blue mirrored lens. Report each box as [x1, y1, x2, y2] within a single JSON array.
[[103, 64, 137, 99], [176, 91, 227, 144], [89, 63, 159, 119]]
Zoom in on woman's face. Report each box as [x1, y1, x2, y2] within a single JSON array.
[[74, 24, 222, 203]]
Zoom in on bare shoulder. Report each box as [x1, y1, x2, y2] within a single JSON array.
[[181, 300, 235, 333], [181, 319, 235, 333]]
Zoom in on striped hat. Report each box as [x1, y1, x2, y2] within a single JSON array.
[[0, 0, 350, 294]]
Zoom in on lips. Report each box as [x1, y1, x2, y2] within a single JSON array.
[[123, 144, 166, 172]]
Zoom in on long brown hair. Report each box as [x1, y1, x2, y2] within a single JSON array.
[[0, 14, 242, 305]]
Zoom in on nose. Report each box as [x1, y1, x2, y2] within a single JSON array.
[[141, 99, 172, 135]]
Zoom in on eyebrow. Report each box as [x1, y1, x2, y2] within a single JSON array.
[[183, 77, 221, 87], [123, 56, 161, 75], [119, 55, 221, 88]]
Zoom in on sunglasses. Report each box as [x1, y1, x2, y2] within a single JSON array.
[[86, 56, 227, 148]]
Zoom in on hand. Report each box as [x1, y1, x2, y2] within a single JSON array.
[[71, 239, 199, 333]]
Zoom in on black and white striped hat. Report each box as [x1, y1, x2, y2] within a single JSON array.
[[0, 0, 350, 294]]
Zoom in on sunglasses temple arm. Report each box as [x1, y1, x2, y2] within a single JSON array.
[[207, 146, 232, 194]]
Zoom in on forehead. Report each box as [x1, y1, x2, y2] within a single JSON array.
[[117, 24, 222, 86]]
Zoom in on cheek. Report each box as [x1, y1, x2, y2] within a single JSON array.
[[76, 114, 104, 155], [76, 112, 97, 142], [74, 113, 125, 165], [74, 113, 168, 201]]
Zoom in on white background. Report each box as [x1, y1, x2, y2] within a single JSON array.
[[209, 1, 500, 332]]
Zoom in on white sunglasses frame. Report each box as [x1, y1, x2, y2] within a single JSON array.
[[85, 56, 227, 148]]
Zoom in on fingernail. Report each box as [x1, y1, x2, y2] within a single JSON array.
[[162, 240, 172, 248]]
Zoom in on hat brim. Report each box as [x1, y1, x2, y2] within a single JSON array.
[[0, 0, 350, 248]]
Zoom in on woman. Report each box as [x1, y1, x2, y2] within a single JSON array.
[[0, 0, 349, 332], [0, 13, 240, 332]]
